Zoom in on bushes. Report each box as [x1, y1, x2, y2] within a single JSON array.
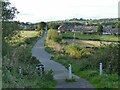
[[46, 29, 62, 43], [45, 29, 64, 53], [25, 38, 32, 44], [2, 30, 56, 88], [51, 43, 119, 88], [65, 44, 81, 58], [89, 44, 119, 74], [44, 46, 55, 54], [46, 31, 119, 88], [29, 56, 40, 64], [65, 44, 91, 58], [46, 30, 119, 74], [25, 37, 39, 44], [80, 70, 118, 88], [53, 43, 119, 74]]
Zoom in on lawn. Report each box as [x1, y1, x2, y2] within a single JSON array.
[[8, 30, 40, 45], [62, 32, 119, 42], [20, 30, 40, 38]]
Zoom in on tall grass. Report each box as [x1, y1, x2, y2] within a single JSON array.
[[2, 30, 56, 88], [52, 43, 119, 88], [45, 39, 119, 88]]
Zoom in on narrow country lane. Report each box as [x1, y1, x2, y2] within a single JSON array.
[[32, 33, 95, 88]]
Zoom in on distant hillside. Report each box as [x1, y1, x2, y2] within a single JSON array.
[[46, 18, 118, 30]]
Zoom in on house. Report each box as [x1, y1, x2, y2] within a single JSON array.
[[111, 28, 120, 35], [19, 23, 32, 30], [74, 26, 83, 32], [58, 25, 66, 33], [102, 26, 120, 35], [32, 25, 37, 30], [102, 26, 112, 35], [67, 25, 74, 31], [102, 31, 112, 35], [58, 25, 69, 33]]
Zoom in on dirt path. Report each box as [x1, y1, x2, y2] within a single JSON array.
[[32, 33, 95, 88]]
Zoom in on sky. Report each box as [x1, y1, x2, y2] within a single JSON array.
[[9, 0, 119, 23]]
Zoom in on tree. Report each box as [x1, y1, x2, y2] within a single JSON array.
[[47, 22, 60, 29], [97, 24, 103, 35], [2, 0, 19, 37], [116, 21, 120, 28], [65, 44, 90, 58], [2, 0, 19, 22], [2, 0, 19, 56], [46, 29, 62, 43], [37, 22, 47, 30]]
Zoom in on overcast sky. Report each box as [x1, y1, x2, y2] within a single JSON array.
[[10, 0, 119, 23]]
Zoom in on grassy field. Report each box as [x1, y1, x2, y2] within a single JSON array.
[[20, 31, 40, 37], [8, 30, 40, 45], [3, 30, 56, 88], [64, 39, 114, 47], [62, 32, 119, 42]]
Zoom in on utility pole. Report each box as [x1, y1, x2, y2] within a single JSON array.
[[72, 29, 75, 43]]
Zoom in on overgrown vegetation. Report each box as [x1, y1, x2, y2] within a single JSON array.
[[45, 29, 119, 88], [45, 29, 63, 53], [65, 44, 91, 58], [51, 44, 119, 88], [46, 29, 62, 43], [2, 0, 56, 88], [2, 30, 56, 88]]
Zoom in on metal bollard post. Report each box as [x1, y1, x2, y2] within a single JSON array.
[[36, 64, 45, 76], [36, 65, 40, 75], [41, 66, 44, 74], [40, 64, 44, 76], [69, 64, 72, 79], [100, 63, 102, 76]]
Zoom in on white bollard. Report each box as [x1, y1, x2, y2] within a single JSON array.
[[19, 66, 22, 75], [100, 63, 102, 75], [69, 64, 72, 79]]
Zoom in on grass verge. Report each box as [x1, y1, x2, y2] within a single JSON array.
[[45, 45, 118, 88], [2, 30, 56, 88]]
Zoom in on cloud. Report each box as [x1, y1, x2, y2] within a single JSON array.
[[119, 1, 120, 18], [10, 0, 119, 23]]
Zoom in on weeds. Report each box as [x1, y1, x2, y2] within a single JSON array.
[[2, 30, 56, 88]]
